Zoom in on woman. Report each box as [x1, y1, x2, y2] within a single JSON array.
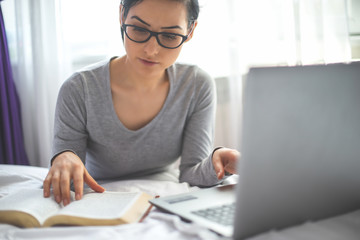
[[43, 0, 239, 206]]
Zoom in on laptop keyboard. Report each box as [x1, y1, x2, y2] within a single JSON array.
[[191, 202, 235, 226]]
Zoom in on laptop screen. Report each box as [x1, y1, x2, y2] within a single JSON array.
[[234, 62, 360, 239]]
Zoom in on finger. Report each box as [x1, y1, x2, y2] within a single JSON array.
[[60, 171, 71, 206], [72, 167, 84, 201], [43, 173, 52, 198], [51, 171, 61, 204], [84, 169, 105, 193], [213, 157, 225, 180]]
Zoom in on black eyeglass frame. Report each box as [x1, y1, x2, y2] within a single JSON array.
[[121, 24, 190, 49]]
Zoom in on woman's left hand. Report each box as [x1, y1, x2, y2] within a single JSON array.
[[212, 147, 240, 180]]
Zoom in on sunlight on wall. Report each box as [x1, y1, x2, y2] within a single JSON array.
[[60, 0, 124, 71], [59, 0, 232, 78], [57, 0, 356, 77]]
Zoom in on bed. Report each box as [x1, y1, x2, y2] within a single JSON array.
[[1, 164, 359, 240]]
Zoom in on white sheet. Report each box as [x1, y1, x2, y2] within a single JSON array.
[[0, 164, 223, 240], [0, 164, 359, 240]]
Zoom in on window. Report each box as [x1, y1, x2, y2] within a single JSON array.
[[348, 0, 360, 59]]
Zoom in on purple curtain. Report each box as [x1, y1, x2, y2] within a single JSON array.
[[0, 2, 29, 165]]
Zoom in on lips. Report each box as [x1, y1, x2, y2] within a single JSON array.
[[139, 58, 159, 66]]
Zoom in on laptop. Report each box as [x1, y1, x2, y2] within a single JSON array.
[[150, 62, 360, 239]]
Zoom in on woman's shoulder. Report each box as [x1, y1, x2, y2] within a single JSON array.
[[62, 58, 111, 88], [72, 58, 110, 80], [59, 58, 113, 98], [171, 62, 210, 78], [170, 63, 214, 87]]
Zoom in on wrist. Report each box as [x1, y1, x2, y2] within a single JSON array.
[[211, 146, 223, 159], [51, 150, 77, 166]]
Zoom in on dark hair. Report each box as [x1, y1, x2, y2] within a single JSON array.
[[120, 0, 199, 28]]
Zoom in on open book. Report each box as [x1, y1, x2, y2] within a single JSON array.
[[0, 189, 153, 228]]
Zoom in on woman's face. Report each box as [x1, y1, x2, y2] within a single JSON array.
[[121, 0, 193, 78]]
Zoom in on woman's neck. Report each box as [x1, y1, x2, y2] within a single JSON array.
[[112, 56, 168, 92]]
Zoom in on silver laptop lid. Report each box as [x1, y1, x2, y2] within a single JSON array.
[[234, 62, 360, 239], [149, 184, 236, 237]]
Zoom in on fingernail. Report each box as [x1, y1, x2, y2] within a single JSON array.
[[44, 191, 48, 197], [63, 199, 69, 206], [75, 193, 81, 200], [55, 195, 61, 203]]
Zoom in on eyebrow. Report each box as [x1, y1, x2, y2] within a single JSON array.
[[130, 16, 183, 30]]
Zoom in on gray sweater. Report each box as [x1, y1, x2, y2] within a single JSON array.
[[52, 58, 219, 186]]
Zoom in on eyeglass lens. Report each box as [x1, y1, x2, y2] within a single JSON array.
[[125, 25, 185, 49]]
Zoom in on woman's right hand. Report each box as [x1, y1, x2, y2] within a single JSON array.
[[43, 151, 105, 206]]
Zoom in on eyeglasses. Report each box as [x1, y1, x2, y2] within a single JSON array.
[[122, 24, 189, 49]]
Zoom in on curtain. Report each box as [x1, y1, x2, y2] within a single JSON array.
[[216, 0, 351, 151], [226, 0, 351, 69], [0, 1, 29, 165], [3, 0, 71, 167]]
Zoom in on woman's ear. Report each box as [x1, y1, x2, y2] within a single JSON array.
[[185, 21, 198, 42]]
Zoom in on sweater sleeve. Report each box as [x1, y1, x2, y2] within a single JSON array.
[[178, 67, 220, 187], [51, 73, 88, 164]]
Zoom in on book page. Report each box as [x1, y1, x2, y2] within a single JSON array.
[[57, 191, 141, 219], [0, 189, 63, 225]]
